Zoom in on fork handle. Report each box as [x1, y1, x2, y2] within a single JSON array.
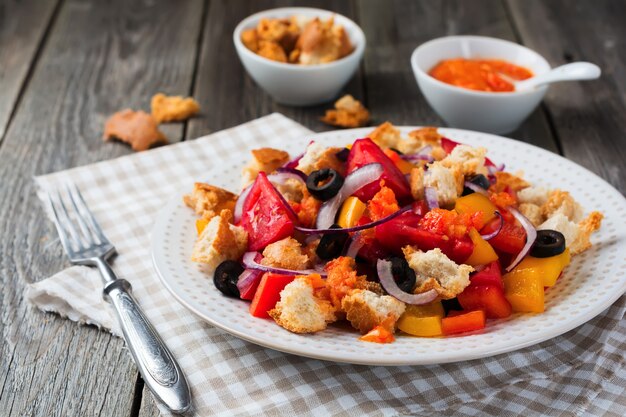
[[102, 275, 191, 414]]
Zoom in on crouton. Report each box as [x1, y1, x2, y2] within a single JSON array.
[[409, 166, 425, 201], [103, 109, 167, 152], [257, 40, 287, 62], [183, 182, 237, 220], [297, 17, 352, 65], [541, 190, 584, 222], [295, 142, 345, 176], [151, 93, 200, 123], [490, 171, 530, 194], [441, 144, 488, 176], [261, 237, 310, 270], [241, 28, 259, 52], [518, 203, 544, 227], [241, 147, 290, 188], [367, 122, 402, 150], [517, 186, 549, 206], [191, 210, 248, 270], [403, 246, 473, 299], [272, 177, 305, 203], [341, 289, 406, 334], [538, 211, 603, 255], [423, 162, 463, 207], [269, 277, 336, 334], [320, 94, 370, 128], [257, 17, 300, 52], [397, 127, 446, 159]]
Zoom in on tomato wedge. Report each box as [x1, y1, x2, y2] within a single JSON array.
[[481, 218, 526, 255], [240, 172, 297, 251], [347, 138, 411, 203]]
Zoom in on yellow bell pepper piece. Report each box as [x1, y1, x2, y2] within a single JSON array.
[[196, 218, 209, 235], [455, 193, 497, 223], [464, 228, 499, 266], [337, 196, 366, 228], [397, 302, 444, 337], [503, 268, 544, 313], [514, 249, 570, 287]]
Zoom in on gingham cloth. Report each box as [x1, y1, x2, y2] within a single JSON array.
[[26, 114, 626, 417]]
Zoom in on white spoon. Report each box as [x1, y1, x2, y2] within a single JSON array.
[[514, 62, 601, 91]]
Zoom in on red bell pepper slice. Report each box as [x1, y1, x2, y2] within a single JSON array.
[[249, 273, 295, 318], [457, 284, 512, 319], [442, 310, 486, 335], [375, 212, 474, 264], [347, 138, 411, 203], [240, 172, 297, 251], [481, 217, 526, 255], [470, 261, 503, 290]]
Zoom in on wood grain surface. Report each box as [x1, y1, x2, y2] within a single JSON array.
[[1, 0, 624, 416]]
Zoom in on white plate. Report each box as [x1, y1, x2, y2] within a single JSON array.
[[151, 127, 626, 366]]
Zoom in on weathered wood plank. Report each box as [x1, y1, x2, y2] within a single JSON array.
[[186, 0, 363, 139], [507, 0, 626, 192], [0, 1, 204, 416], [0, 0, 59, 142], [357, 0, 559, 152]]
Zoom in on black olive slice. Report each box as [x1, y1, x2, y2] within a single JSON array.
[[306, 168, 345, 201], [388, 257, 416, 293], [462, 174, 491, 196], [213, 260, 244, 298], [316, 224, 350, 260], [530, 229, 566, 258], [335, 148, 350, 162]]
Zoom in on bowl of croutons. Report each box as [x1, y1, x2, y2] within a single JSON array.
[[234, 8, 365, 106]]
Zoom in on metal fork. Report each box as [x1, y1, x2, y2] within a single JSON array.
[[47, 184, 191, 414]]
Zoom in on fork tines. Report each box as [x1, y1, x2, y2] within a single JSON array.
[[47, 184, 110, 257]]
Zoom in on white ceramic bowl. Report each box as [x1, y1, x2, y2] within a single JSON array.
[[233, 7, 365, 106], [411, 36, 551, 134]]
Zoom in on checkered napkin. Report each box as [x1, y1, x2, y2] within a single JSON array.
[[26, 113, 626, 417]]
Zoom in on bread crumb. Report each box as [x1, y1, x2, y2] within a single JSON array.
[[151, 93, 200, 123], [103, 109, 167, 151], [321, 95, 370, 128]]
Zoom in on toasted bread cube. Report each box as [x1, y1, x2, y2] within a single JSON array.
[[539, 211, 603, 255], [269, 277, 336, 333], [423, 162, 463, 207], [518, 203, 544, 227], [403, 246, 473, 299], [367, 122, 402, 150], [261, 237, 310, 270], [183, 182, 237, 220], [541, 190, 584, 222], [341, 289, 405, 334], [517, 186, 550, 206], [191, 210, 248, 270], [241, 147, 290, 188], [441, 144, 488, 176]]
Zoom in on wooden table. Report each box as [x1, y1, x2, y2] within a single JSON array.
[[1, 1, 623, 415]]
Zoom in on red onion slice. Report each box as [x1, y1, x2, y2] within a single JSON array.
[[268, 171, 305, 184], [233, 184, 253, 223], [316, 163, 384, 229], [481, 211, 503, 241], [424, 186, 439, 209], [275, 167, 307, 181], [487, 163, 506, 176], [464, 181, 489, 196], [345, 232, 364, 258], [297, 205, 410, 234], [376, 259, 438, 305], [242, 252, 326, 276], [236, 268, 264, 295], [505, 207, 537, 272]]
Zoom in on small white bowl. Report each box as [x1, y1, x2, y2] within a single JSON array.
[[411, 36, 551, 134], [233, 7, 365, 106]]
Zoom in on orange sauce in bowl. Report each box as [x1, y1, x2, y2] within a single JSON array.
[[429, 58, 533, 92]]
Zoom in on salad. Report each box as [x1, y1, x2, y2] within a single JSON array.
[[183, 122, 603, 343]]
